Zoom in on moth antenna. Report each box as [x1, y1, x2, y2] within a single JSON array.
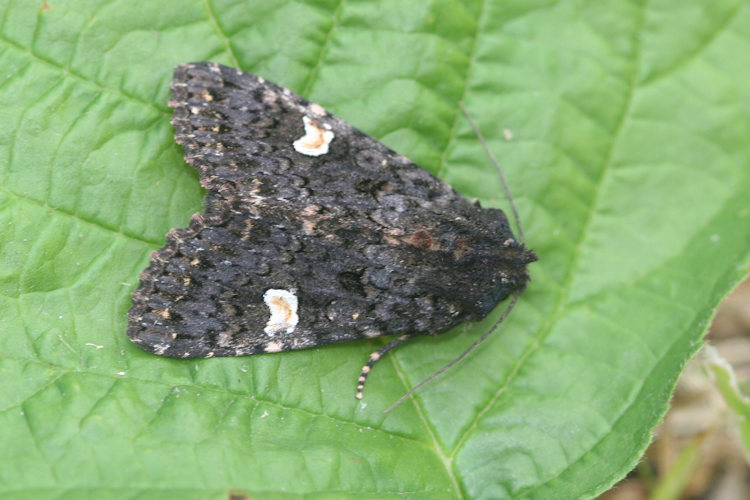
[[458, 101, 525, 245], [356, 334, 414, 400], [384, 293, 519, 413]]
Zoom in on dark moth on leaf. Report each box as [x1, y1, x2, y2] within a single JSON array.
[[127, 62, 537, 397]]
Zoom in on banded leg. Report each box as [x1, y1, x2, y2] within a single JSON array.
[[356, 334, 414, 399]]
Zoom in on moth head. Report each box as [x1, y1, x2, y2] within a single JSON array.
[[447, 217, 537, 319]]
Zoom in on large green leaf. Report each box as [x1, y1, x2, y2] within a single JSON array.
[[1, 0, 749, 498]]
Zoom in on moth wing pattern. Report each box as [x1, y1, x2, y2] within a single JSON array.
[[127, 61, 536, 359]]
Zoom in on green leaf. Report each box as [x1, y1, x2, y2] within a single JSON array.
[[1, 0, 749, 498]]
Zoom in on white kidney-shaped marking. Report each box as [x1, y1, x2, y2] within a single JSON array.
[[293, 116, 334, 156], [263, 289, 299, 335]]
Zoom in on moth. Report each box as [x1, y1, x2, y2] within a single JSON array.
[[127, 62, 537, 406]]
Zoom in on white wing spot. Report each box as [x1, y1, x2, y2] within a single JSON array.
[[264, 341, 284, 353], [218, 332, 233, 347], [309, 103, 326, 116], [293, 116, 334, 156], [263, 289, 299, 335], [153, 343, 169, 355]]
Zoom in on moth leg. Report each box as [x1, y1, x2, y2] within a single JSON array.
[[356, 334, 414, 400]]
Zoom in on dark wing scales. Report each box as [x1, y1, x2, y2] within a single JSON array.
[[127, 62, 536, 359]]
